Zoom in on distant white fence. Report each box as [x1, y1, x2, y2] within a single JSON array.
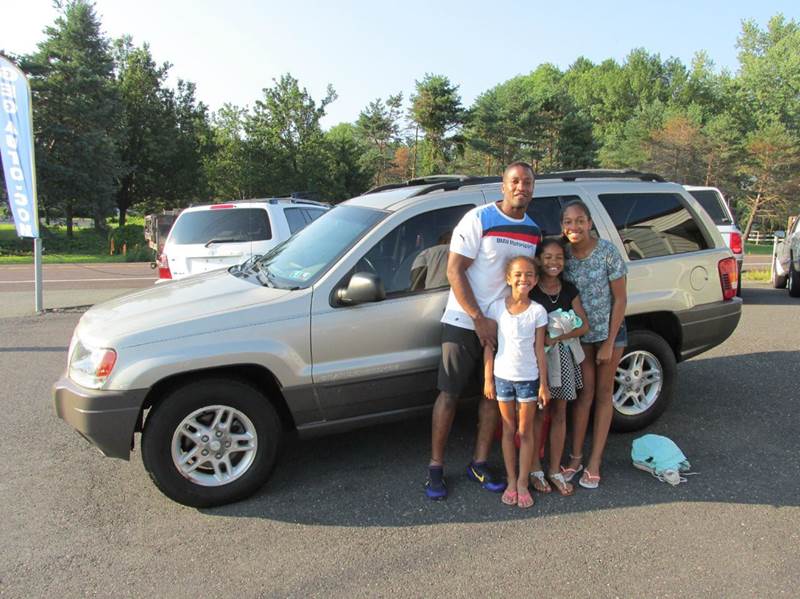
[[747, 231, 775, 245]]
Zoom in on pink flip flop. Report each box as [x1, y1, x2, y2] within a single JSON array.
[[560, 463, 583, 483], [517, 490, 534, 509], [501, 489, 518, 506], [579, 469, 601, 489]]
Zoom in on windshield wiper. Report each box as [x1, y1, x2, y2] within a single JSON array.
[[235, 254, 263, 275], [205, 238, 245, 247], [255, 265, 275, 288]]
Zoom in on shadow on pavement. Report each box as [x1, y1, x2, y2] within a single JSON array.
[[204, 348, 798, 525], [740, 283, 798, 306]]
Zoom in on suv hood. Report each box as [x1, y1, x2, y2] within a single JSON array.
[[77, 268, 298, 347]]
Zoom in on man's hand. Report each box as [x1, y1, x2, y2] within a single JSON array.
[[474, 314, 497, 350]]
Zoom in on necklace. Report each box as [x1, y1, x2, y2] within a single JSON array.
[[538, 283, 561, 304]]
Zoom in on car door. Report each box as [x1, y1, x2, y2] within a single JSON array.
[[309, 194, 482, 422]]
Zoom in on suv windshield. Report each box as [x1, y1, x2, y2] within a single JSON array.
[[688, 190, 732, 225], [250, 205, 385, 289], [169, 208, 272, 244]]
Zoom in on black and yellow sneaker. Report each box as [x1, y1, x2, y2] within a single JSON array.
[[466, 461, 506, 493]]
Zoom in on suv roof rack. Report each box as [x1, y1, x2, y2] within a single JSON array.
[[537, 169, 665, 182], [363, 175, 480, 195], [268, 197, 329, 207], [363, 175, 503, 197], [407, 176, 503, 198]]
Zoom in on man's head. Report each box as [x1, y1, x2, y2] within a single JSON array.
[[500, 161, 535, 215]]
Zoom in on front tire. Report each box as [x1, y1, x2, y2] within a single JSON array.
[[611, 330, 676, 432], [142, 378, 281, 507]]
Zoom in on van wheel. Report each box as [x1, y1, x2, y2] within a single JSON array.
[[772, 257, 787, 289], [611, 331, 676, 432], [142, 379, 280, 507]]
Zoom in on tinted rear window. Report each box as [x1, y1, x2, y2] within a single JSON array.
[[169, 208, 272, 244], [599, 193, 710, 260], [687, 190, 731, 225], [528, 195, 582, 237]]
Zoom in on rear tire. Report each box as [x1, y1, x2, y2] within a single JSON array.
[[611, 330, 676, 432], [142, 378, 281, 507], [772, 256, 788, 289], [736, 263, 742, 296], [789, 255, 800, 297]]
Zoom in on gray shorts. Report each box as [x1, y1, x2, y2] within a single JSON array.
[[437, 323, 482, 398]]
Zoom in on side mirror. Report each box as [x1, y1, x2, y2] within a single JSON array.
[[774, 230, 786, 240], [336, 272, 386, 305]]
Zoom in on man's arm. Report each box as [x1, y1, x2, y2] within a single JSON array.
[[447, 252, 497, 348]]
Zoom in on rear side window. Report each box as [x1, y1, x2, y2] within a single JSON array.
[[284, 208, 307, 234], [169, 208, 272, 244], [304, 208, 326, 223], [599, 193, 710, 260], [687, 190, 732, 225], [528, 195, 581, 237]]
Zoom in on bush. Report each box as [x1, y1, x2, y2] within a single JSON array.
[[124, 244, 155, 262], [109, 224, 145, 252], [0, 222, 149, 258]]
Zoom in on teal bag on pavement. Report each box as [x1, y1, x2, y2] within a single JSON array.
[[631, 434, 692, 485]]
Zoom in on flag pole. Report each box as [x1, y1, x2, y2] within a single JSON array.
[[34, 238, 43, 313]]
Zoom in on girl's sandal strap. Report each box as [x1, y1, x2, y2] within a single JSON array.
[[548, 472, 574, 496]]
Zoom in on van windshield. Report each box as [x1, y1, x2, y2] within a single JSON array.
[[688, 190, 732, 225], [248, 205, 386, 289]]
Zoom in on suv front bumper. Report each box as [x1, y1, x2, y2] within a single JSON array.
[[53, 374, 147, 460]]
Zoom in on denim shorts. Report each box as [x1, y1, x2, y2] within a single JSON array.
[[494, 376, 539, 403], [590, 322, 627, 348], [613, 322, 628, 347]]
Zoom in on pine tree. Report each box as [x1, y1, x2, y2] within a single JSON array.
[[24, 0, 120, 236]]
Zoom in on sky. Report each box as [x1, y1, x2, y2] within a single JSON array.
[[3, 0, 798, 128]]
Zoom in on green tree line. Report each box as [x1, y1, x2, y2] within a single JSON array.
[[2, 1, 798, 238]]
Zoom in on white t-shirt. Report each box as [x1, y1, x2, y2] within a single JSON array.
[[441, 203, 541, 330], [486, 298, 548, 381]]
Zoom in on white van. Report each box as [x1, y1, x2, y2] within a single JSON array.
[[683, 186, 743, 294], [157, 198, 328, 281]]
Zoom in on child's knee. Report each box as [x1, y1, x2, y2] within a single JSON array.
[[578, 385, 595, 404], [501, 418, 517, 436], [551, 403, 567, 424]]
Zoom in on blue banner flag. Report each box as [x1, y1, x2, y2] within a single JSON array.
[[0, 56, 39, 238]]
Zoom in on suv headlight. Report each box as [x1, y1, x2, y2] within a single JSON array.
[[68, 339, 117, 389]]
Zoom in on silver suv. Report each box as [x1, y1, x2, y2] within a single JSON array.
[[54, 170, 741, 507]]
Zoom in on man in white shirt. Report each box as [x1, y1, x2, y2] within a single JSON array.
[[426, 162, 541, 500]]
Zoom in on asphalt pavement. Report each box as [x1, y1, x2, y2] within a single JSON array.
[[0, 262, 155, 317], [0, 282, 797, 597]]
